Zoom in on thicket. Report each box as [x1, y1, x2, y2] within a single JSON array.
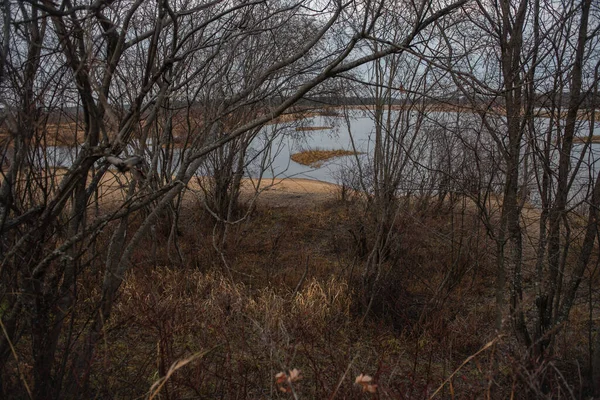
[[1, 0, 600, 398]]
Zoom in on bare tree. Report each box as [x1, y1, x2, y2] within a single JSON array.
[[0, 0, 468, 397], [441, 0, 600, 371]]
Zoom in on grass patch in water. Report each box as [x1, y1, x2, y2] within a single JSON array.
[[295, 126, 334, 131], [291, 148, 359, 168]]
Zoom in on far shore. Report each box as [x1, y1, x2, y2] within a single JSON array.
[[3, 104, 599, 149]]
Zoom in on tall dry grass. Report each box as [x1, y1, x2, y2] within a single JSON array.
[[2, 193, 591, 398]]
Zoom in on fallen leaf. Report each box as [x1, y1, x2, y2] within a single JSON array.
[[355, 374, 377, 393], [288, 368, 302, 382], [355, 374, 373, 384]]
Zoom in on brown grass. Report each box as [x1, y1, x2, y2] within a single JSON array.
[[3, 181, 590, 398], [535, 109, 600, 122], [2, 173, 593, 398], [573, 135, 600, 143], [291, 149, 359, 168], [92, 195, 514, 399], [295, 126, 334, 131]]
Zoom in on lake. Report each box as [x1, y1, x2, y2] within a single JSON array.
[[32, 109, 600, 205]]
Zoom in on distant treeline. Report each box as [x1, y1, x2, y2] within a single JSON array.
[[3, 91, 597, 124], [299, 92, 600, 108]]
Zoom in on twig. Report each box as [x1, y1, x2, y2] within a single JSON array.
[[148, 344, 222, 400], [0, 318, 32, 399], [328, 354, 357, 400], [292, 256, 310, 298], [430, 336, 503, 399]]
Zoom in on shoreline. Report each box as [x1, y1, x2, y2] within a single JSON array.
[[4, 104, 599, 150]]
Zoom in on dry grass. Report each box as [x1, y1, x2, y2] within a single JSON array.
[[535, 109, 600, 122], [573, 135, 600, 143], [102, 260, 497, 398], [291, 149, 359, 168], [295, 126, 334, 131], [87, 194, 526, 398], [2, 175, 594, 398]]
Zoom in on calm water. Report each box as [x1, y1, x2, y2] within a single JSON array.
[[35, 110, 600, 204]]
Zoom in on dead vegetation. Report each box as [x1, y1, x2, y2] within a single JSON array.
[[291, 149, 359, 168], [34, 184, 590, 399], [0, 174, 595, 398], [295, 126, 334, 131]]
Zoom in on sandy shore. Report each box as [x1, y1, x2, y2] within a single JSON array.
[[242, 178, 338, 208], [1, 166, 338, 210]]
